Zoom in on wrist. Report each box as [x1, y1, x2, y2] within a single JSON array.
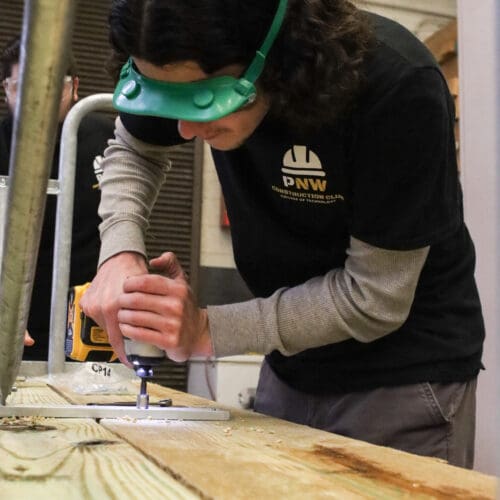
[[195, 309, 214, 357], [98, 219, 148, 268], [99, 251, 147, 270]]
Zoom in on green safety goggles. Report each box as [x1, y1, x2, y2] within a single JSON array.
[[113, 0, 288, 122]]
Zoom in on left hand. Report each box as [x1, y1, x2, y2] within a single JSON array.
[[24, 330, 35, 347], [116, 252, 213, 362]]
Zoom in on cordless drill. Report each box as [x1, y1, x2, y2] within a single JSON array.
[[66, 282, 166, 408]]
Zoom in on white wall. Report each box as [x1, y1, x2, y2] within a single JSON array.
[[199, 144, 235, 268], [457, 0, 500, 477], [354, 0, 456, 39]]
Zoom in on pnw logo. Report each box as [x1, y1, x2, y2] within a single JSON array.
[[282, 145, 327, 192], [272, 145, 342, 205]]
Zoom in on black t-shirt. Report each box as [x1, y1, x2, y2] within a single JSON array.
[[0, 112, 114, 360], [119, 13, 485, 393]]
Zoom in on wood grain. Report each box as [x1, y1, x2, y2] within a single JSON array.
[[1, 385, 199, 499], [2, 380, 497, 499], [100, 386, 498, 500]]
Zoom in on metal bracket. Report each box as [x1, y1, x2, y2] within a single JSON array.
[[0, 404, 230, 421]]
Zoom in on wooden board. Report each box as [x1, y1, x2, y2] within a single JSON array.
[[1, 383, 198, 499], [56, 382, 498, 499], [1, 380, 498, 499]]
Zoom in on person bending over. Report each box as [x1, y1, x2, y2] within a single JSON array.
[[81, 0, 484, 468]]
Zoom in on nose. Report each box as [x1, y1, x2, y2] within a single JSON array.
[[178, 120, 205, 140]]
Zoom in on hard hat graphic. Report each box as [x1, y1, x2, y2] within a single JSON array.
[[282, 145, 325, 177]]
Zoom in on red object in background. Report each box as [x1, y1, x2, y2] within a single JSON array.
[[220, 196, 230, 227]]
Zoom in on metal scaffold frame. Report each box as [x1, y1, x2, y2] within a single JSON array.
[[0, 0, 77, 403]]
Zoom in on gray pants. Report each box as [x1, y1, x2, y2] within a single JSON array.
[[254, 360, 477, 469]]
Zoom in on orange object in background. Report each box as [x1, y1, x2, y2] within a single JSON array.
[[220, 195, 230, 227]]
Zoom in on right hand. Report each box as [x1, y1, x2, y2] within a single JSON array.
[[80, 251, 148, 365], [117, 252, 212, 362]]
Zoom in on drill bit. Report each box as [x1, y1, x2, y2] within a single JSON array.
[[136, 376, 149, 409], [124, 338, 165, 410]]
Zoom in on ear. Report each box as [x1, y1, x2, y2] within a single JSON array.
[[2, 82, 9, 104], [72, 76, 80, 102]]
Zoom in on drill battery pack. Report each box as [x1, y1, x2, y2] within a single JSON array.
[[66, 283, 117, 362]]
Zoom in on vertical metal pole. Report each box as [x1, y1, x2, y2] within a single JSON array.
[[0, 177, 8, 268], [494, 2, 499, 482], [0, 0, 77, 404], [48, 94, 114, 374], [496, 6, 500, 479]]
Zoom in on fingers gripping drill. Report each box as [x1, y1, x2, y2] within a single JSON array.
[[66, 283, 165, 409]]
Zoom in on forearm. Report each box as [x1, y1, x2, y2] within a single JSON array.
[[98, 117, 172, 266], [207, 237, 429, 357]]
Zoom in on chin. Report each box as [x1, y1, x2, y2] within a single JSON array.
[[207, 135, 246, 151]]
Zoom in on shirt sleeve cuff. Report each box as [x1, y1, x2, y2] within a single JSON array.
[[98, 219, 147, 267], [207, 303, 261, 358], [207, 299, 279, 358]]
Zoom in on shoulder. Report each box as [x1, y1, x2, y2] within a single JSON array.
[[359, 13, 446, 111], [368, 12, 438, 68], [363, 67, 450, 131], [358, 59, 450, 130]]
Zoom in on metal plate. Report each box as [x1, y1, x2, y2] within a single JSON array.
[[0, 404, 230, 421]]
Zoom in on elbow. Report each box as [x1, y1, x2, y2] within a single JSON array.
[[352, 308, 410, 343]]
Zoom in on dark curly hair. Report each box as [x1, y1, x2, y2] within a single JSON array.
[[0, 35, 78, 82], [108, 0, 374, 130]]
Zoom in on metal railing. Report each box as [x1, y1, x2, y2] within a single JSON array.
[[48, 93, 114, 374]]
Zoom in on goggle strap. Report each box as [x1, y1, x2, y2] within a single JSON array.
[[240, 51, 265, 91], [241, 0, 287, 84]]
